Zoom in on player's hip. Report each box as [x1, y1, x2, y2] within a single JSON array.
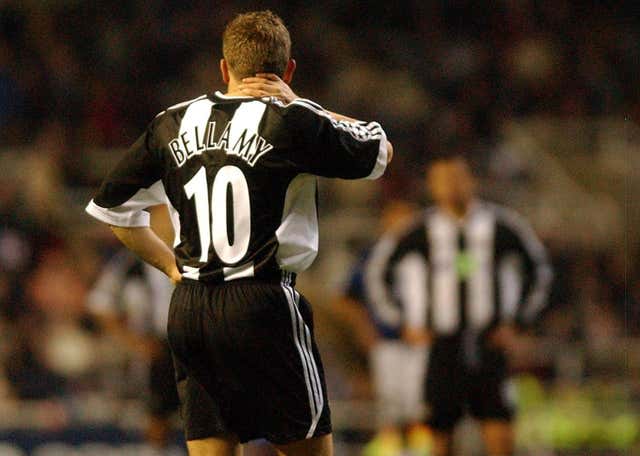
[[168, 278, 314, 355]]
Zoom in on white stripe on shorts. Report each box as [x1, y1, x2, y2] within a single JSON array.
[[291, 287, 323, 426], [281, 282, 324, 438]]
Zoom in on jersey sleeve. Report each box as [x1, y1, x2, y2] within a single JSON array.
[[495, 207, 554, 327], [283, 99, 388, 179], [85, 121, 167, 227]]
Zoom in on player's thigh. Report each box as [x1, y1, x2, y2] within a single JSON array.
[[186, 435, 241, 456], [235, 285, 332, 443], [272, 433, 333, 456], [173, 353, 239, 442]]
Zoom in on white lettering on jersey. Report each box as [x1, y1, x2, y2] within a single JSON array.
[[168, 120, 273, 168]]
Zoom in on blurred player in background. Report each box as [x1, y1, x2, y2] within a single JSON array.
[[87, 205, 179, 449], [368, 153, 552, 456], [85, 10, 392, 456]]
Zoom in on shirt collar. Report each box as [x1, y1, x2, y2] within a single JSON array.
[[212, 90, 254, 101]]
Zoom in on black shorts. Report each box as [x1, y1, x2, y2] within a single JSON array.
[[425, 336, 515, 431], [148, 338, 180, 418], [167, 277, 331, 444]]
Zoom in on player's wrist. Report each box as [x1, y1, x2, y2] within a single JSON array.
[[167, 265, 182, 283]]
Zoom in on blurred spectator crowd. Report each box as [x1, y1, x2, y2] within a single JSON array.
[[0, 0, 638, 448]]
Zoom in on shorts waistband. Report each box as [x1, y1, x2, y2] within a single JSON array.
[[180, 270, 297, 288]]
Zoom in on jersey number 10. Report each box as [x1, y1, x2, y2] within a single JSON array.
[[184, 166, 251, 265]]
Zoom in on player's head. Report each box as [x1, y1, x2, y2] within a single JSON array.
[[221, 11, 296, 83], [426, 152, 476, 216]]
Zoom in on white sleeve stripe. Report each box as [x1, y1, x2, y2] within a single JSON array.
[[289, 99, 386, 143], [365, 129, 388, 180], [86, 180, 167, 227], [289, 98, 324, 111], [86, 200, 151, 227]]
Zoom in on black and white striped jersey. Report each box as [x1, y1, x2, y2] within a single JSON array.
[[86, 92, 388, 284], [365, 201, 553, 336]]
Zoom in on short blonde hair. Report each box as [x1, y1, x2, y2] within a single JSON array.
[[222, 11, 291, 79]]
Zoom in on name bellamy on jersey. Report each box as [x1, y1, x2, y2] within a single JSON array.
[[168, 120, 274, 168]]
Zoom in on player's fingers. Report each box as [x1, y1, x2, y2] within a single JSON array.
[[239, 82, 280, 93], [241, 77, 272, 84], [239, 88, 290, 102]]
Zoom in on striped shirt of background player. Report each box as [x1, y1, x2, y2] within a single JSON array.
[[365, 201, 553, 336]]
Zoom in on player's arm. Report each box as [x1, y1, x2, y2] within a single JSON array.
[[494, 208, 554, 330], [511, 221, 553, 327], [291, 101, 391, 179], [112, 205, 180, 282], [238, 74, 393, 171], [110, 226, 181, 283], [86, 120, 182, 283], [149, 204, 175, 249], [488, 211, 553, 350]]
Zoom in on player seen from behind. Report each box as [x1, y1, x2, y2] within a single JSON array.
[[86, 10, 393, 456]]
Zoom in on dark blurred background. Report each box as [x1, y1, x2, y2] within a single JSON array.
[[0, 1, 638, 455]]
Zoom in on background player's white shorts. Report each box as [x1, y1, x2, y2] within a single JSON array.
[[369, 341, 429, 426]]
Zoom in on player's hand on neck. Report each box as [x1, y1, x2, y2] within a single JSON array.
[[236, 73, 299, 103], [220, 58, 298, 103]]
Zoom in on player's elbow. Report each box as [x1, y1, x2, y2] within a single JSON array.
[[386, 141, 394, 164]]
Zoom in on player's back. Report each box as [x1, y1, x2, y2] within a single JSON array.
[[87, 92, 389, 284]]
